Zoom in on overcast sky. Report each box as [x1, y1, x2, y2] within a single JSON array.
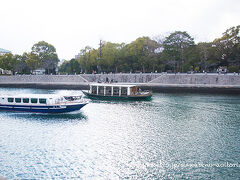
[[0, 0, 239, 60]]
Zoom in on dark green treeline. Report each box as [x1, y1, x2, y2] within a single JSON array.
[[60, 25, 240, 74], [1, 25, 239, 74]]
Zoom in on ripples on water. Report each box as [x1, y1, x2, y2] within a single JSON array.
[[0, 88, 240, 179]]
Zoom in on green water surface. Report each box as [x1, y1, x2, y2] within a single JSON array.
[[0, 88, 240, 179]]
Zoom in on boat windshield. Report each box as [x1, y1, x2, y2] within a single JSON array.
[[64, 96, 82, 101]]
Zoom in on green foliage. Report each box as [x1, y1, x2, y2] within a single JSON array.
[[101, 42, 125, 73], [70, 26, 239, 74], [77, 46, 97, 74], [163, 31, 195, 72], [26, 52, 40, 72], [213, 25, 240, 68], [0, 53, 16, 73], [228, 66, 238, 73], [31, 41, 59, 74], [1, 41, 59, 74], [196, 42, 213, 71], [13, 53, 30, 74], [1, 25, 240, 75], [58, 59, 81, 74], [125, 37, 158, 72]]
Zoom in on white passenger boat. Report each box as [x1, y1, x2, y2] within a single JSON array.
[[82, 83, 152, 100], [0, 94, 88, 113]]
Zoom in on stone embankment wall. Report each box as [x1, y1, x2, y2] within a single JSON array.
[[148, 73, 240, 85], [0, 73, 162, 84], [82, 73, 240, 85], [0, 73, 240, 85], [0, 75, 88, 83], [0, 75, 88, 89], [0, 73, 240, 93], [81, 73, 161, 83]]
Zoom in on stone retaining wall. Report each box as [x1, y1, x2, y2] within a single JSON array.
[[0, 74, 240, 89], [149, 73, 240, 85], [81, 73, 161, 83], [0, 75, 88, 83]]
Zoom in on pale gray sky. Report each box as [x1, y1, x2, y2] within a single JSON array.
[[0, 0, 239, 59]]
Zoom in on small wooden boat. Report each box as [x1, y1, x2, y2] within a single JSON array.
[[82, 83, 152, 100], [0, 94, 88, 113]]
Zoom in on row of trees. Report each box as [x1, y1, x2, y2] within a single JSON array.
[[1, 25, 239, 74], [0, 41, 59, 74], [59, 25, 240, 74]]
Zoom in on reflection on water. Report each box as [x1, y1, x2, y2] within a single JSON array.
[[5, 112, 87, 121], [0, 88, 240, 179]]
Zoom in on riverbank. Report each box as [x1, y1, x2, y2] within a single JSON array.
[[0, 74, 240, 94]]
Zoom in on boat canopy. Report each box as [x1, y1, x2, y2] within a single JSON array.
[[89, 83, 140, 96], [89, 83, 137, 88]]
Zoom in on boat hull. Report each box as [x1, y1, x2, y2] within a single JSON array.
[[82, 91, 152, 101], [0, 103, 87, 113]]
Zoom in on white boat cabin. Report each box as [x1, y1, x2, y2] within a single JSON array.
[[89, 83, 140, 96]]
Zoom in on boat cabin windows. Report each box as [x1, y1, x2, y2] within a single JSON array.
[[113, 87, 119, 96], [39, 98, 47, 104], [23, 98, 29, 103], [98, 86, 104, 95], [4, 97, 48, 104], [92, 86, 97, 94], [121, 87, 127, 96], [8, 98, 14, 103], [89, 85, 137, 96], [15, 98, 21, 103], [87, 84, 151, 99], [105, 87, 112, 95], [31, 98, 38, 104]]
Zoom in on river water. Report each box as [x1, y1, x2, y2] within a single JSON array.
[[0, 88, 240, 179]]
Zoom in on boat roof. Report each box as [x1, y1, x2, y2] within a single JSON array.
[[90, 83, 137, 88], [0, 94, 64, 99]]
